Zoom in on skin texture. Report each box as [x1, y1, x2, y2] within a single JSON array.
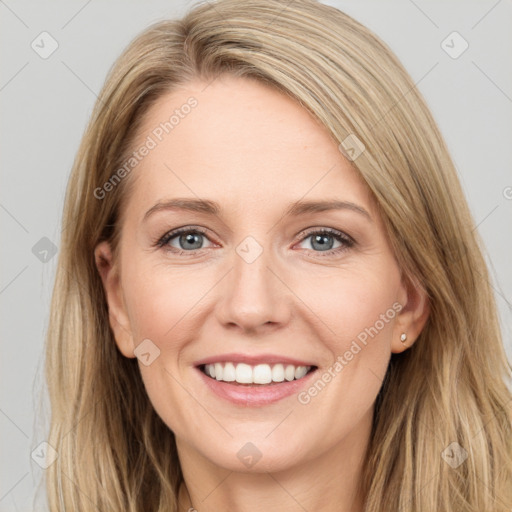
[[95, 74, 429, 512]]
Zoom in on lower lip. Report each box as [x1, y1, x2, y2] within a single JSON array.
[[196, 367, 318, 406]]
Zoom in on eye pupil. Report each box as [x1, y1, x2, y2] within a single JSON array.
[[312, 234, 334, 251], [180, 232, 203, 250]]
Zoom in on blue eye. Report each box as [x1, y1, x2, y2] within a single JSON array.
[[296, 228, 354, 257], [155, 226, 355, 258], [156, 227, 211, 253]]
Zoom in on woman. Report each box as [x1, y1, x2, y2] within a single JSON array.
[[44, 0, 512, 510]]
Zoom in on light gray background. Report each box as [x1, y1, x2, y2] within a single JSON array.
[[1, 0, 511, 510]]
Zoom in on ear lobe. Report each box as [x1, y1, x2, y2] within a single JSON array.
[[391, 275, 430, 354], [94, 241, 136, 359]]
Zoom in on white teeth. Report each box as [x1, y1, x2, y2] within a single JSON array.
[[284, 364, 295, 381], [235, 363, 253, 384], [271, 364, 285, 382], [223, 362, 236, 382], [294, 366, 308, 379], [253, 364, 272, 384], [202, 362, 313, 384]]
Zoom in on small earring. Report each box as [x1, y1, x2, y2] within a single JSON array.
[[400, 333, 407, 344]]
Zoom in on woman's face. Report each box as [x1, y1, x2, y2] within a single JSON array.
[[96, 74, 427, 474]]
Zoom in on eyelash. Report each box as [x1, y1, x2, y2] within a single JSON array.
[[154, 226, 355, 258]]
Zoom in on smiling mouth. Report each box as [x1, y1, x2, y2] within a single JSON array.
[[199, 362, 317, 386]]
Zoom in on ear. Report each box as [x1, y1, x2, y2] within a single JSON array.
[[391, 274, 430, 354], [94, 241, 136, 359]]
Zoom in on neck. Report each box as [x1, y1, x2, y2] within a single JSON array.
[[176, 408, 372, 512]]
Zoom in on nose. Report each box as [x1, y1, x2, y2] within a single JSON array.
[[215, 241, 291, 334]]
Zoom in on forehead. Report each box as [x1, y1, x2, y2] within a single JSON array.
[[124, 74, 373, 217]]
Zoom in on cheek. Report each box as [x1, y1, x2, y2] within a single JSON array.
[[300, 264, 400, 352], [120, 264, 211, 436], [123, 262, 209, 344], [292, 267, 400, 414]]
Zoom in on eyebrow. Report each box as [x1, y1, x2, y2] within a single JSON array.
[[143, 198, 372, 222]]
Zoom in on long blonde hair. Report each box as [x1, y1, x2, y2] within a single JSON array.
[[43, 0, 512, 510]]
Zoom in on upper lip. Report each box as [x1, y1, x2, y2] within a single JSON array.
[[194, 353, 317, 367]]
